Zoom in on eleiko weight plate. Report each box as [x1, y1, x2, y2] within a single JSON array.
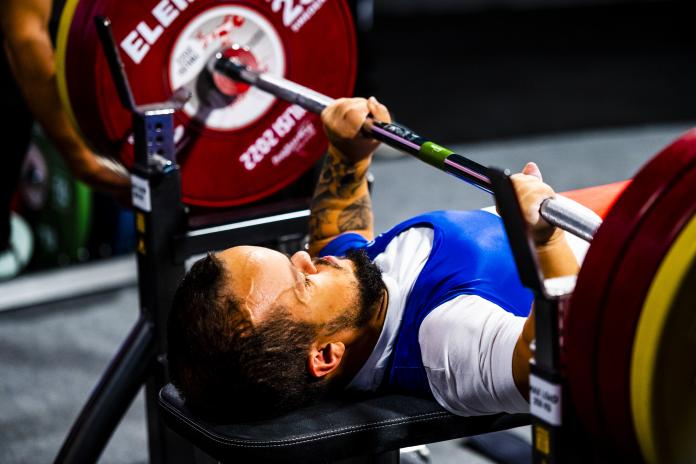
[[565, 128, 696, 441], [597, 162, 696, 458], [631, 216, 696, 464], [57, 0, 357, 207]]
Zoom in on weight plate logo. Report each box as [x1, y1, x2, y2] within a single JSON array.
[[168, 6, 286, 130]]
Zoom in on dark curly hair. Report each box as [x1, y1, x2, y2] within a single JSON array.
[[166, 253, 332, 420]]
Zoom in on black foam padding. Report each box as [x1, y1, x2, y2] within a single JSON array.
[[159, 383, 529, 463]]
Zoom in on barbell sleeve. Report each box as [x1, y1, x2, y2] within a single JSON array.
[[214, 54, 602, 241], [214, 55, 333, 114], [540, 196, 600, 242]]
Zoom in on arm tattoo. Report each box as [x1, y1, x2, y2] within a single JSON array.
[[337, 195, 372, 231], [315, 152, 364, 199], [308, 150, 373, 252]]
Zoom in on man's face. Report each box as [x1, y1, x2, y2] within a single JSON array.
[[216, 246, 381, 331]]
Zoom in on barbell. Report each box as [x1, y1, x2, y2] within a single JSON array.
[[55, 0, 695, 461], [211, 56, 601, 241]]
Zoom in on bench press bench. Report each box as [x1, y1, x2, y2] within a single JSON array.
[[158, 384, 529, 463]]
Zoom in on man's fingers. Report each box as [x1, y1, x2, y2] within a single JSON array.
[[522, 161, 543, 181], [321, 98, 366, 138], [321, 96, 392, 161], [342, 102, 370, 137], [367, 96, 391, 123], [323, 96, 391, 135]]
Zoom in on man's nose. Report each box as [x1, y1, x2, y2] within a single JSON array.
[[290, 251, 318, 274]]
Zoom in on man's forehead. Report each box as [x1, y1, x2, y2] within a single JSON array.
[[218, 245, 263, 262], [217, 246, 297, 321], [217, 246, 278, 270]]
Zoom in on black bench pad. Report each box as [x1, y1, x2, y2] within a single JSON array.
[[159, 383, 529, 463]]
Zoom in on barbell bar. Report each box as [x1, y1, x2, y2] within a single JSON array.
[[213, 55, 602, 242]]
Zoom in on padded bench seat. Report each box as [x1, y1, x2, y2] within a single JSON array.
[[159, 383, 529, 463]]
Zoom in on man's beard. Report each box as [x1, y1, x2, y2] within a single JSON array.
[[346, 249, 385, 327]]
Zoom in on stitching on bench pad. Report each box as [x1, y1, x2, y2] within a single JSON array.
[[160, 400, 451, 448]]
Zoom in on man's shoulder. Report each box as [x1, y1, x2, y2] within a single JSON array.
[[418, 294, 520, 358], [318, 232, 369, 257], [420, 294, 503, 339]]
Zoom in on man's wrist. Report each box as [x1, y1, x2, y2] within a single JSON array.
[[534, 227, 564, 249], [534, 228, 580, 278], [535, 229, 569, 262], [327, 144, 372, 176]]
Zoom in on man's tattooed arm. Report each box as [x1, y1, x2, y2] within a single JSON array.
[[307, 146, 373, 255]]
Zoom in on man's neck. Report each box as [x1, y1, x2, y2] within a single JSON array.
[[333, 287, 389, 386]]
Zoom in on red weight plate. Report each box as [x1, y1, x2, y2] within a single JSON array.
[[560, 180, 631, 219], [565, 128, 696, 442], [596, 163, 696, 459], [61, 0, 357, 207]]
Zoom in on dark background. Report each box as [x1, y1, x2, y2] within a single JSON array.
[[354, 0, 696, 143]]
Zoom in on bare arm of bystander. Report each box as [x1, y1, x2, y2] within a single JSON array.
[[0, 0, 130, 199]]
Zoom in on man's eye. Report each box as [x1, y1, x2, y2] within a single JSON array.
[[304, 275, 312, 287]]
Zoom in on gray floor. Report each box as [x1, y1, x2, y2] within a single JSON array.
[[1, 122, 692, 463]]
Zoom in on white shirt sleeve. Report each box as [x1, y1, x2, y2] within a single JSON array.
[[418, 294, 529, 416]]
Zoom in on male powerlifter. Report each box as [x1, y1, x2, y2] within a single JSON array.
[[167, 97, 582, 419]]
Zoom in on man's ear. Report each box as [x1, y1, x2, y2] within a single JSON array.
[[308, 341, 346, 378]]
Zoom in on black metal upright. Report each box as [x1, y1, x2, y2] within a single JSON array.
[[130, 109, 194, 463], [488, 168, 589, 464], [98, 16, 195, 462]]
